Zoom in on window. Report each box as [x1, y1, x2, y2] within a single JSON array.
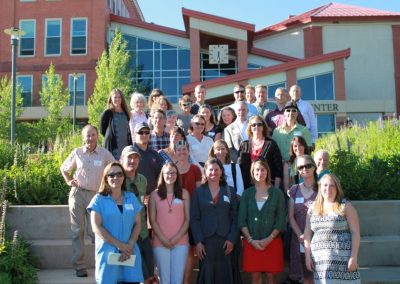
[[70, 18, 87, 55], [200, 52, 237, 81], [297, 72, 334, 101], [317, 114, 336, 136], [19, 20, 35, 56], [45, 19, 61, 56], [68, 74, 85, 105], [16, 75, 33, 106], [267, 82, 286, 100]]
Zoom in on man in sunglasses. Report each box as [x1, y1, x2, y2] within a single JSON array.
[[120, 146, 155, 284], [131, 122, 163, 195], [229, 84, 258, 119], [289, 85, 317, 151], [60, 124, 115, 277], [224, 101, 249, 162], [272, 101, 311, 162]]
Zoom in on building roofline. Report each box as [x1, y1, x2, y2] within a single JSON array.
[[182, 48, 350, 93], [110, 14, 188, 38], [128, 0, 145, 21], [249, 47, 300, 62]]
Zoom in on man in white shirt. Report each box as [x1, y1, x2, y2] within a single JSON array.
[[289, 84, 318, 150], [229, 84, 258, 119], [224, 101, 249, 162], [190, 84, 206, 115]]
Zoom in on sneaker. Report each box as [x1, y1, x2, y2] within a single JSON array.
[[76, 269, 88, 277]]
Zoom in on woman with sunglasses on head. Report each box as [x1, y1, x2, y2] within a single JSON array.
[[177, 95, 193, 135], [238, 115, 283, 190], [100, 88, 132, 159], [304, 174, 360, 283], [215, 106, 237, 141], [190, 158, 239, 284], [186, 115, 214, 167], [238, 160, 286, 284], [147, 88, 163, 113], [287, 155, 318, 284], [198, 104, 218, 141], [149, 162, 190, 284], [88, 162, 143, 284]]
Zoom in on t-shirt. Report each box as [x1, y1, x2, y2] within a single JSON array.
[[180, 164, 202, 197]]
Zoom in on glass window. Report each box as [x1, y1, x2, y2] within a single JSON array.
[[297, 77, 315, 101], [68, 74, 85, 105], [45, 19, 61, 56], [248, 63, 262, 70], [162, 50, 177, 70], [71, 19, 87, 55], [178, 49, 190, 70], [317, 114, 336, 136], [19, 20, 35, 56], [267, 82, 286, 99], [138, 38, 153, 49], [316, 73, 334, 100], [16, 75, 32, 106], [137, 50, 153, 71]]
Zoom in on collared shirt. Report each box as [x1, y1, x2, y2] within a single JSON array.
[[252, 102, 276, 119], [236, 119, 249, 141], [186, 134, 214, 164], [296, 99, 318, 143], [126, 173, 148, 239], [229, 101, 259, 119], [149, 130, 169, 151], [60, 146, 115, 191], [272, 123, 311, 161], [265, 107, 307, 133]]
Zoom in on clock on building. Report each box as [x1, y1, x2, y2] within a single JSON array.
[[208, 44, 229, 64]]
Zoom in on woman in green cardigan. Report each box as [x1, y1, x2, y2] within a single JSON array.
[[238, 160, 286, 284]]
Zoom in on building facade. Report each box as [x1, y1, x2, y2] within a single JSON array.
[[1, 1, 399, 135]]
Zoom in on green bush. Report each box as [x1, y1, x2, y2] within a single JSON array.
[[316, 120, 400, 200]]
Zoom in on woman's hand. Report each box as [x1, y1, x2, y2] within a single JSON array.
[[196, 242, 206, 260], [298, 233, 304, 243], [348, 256, 358, 272], [223, 240, 234, 255], [117, 241, 133, 255], [305, 254, 314, 272], [251, 240, 264, 250], [159, 236, 173, 248]]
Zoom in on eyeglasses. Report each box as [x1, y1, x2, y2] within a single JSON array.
[[297, 164, 314, 171], [194, 122, 205, 126], [234, 90, 245, 94], [251, 122, 263, 128], [138, 131, 150, 135], [285, 109, 298, 113], [163, 171, 177, 176], [182, 103, 191, 107], [107, 172, 124, 178]]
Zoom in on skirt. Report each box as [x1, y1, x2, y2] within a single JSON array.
[[242, 237, 284, 273]]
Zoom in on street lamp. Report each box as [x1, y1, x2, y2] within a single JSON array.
[[4, 27, 25, 145], [71, 73, 80, 134]]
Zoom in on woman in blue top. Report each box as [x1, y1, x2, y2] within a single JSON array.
[[88, 162, 143, 284]]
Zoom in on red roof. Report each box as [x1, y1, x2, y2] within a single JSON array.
[[256, 2, 400, 38]]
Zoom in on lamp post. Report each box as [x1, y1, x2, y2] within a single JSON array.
[[71, 73, 80, 134], [4, 27, 25, 145]]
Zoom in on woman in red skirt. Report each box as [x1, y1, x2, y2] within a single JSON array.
[[238, 160, 286, 284]]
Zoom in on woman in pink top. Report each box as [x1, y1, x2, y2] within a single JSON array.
[[149, 162, 190, 284]]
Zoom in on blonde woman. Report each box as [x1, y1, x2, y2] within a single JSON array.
[[304, 174, 360, 283]]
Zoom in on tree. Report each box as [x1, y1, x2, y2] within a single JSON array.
[[38, 63, 70, 141], [88, 30, 137, 128], [0, 76, 23, 141]]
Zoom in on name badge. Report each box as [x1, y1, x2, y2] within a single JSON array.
[[223, 195, 230, 203], [94, 160, 102, 167], [140, 196, 144, 203], [125, 204, 134, 210], [299, 244, 305, 253], [173, 199, 183, 205], [293, 131, 302, 137], [295, 197, 304, 204]]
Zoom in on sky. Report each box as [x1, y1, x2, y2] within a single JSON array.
[[136, 0, 400, 31]]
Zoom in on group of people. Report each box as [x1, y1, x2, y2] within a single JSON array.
[[60, 82, 361, 284]]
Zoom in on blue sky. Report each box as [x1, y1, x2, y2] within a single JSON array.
[[136, 0, 400, 31]]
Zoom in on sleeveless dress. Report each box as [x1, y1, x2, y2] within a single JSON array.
[[309, 200, 361, 283]]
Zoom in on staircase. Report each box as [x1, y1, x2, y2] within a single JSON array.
[[6, 201, 400, 284]]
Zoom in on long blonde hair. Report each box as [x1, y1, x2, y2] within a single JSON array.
[[312, 173, 345, 216]]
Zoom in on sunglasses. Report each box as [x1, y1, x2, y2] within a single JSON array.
[[138, 131, 150, 135], [107, 172, 124, 178], [234, 90, 245, 94], [251, 122, 263, 128], [194, 122, 205, 126], [182, 103, 191, 107], [163, 171, 177, 176], [297, 163, 314, 171], [285, 109, 298, 113]]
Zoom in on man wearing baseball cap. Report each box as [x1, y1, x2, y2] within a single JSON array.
[[120, 145, 155, 284]]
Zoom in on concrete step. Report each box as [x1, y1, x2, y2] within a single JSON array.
[[31, 239, 95, 269], [359, 266, 400, 284], [353, 200, 400, 236], [359, 235, 400, 266], [38, 269, 95, 284], [7, 205, 70, 240]]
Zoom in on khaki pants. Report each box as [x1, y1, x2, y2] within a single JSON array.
[[68, 187, 96, 270]]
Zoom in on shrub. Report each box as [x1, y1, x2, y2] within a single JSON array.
[[316, 119, 400, 200]]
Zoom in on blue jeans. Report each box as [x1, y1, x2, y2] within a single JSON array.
[[153, 245, 189, 284]]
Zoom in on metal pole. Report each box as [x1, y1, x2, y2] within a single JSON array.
[[10, 35, 18, 145], [73, 75, 77, 134]]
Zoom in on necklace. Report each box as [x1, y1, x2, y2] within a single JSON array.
[[166, 194, 174, 213]]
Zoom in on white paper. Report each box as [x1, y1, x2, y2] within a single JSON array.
[[107, 252, 136, 266]]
